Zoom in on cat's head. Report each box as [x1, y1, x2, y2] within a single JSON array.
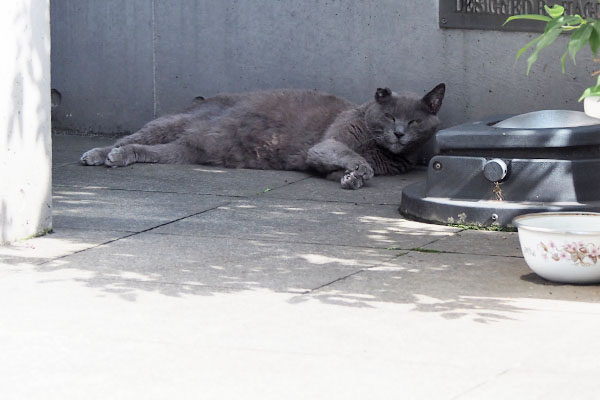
[[364, 83, 445, 155]]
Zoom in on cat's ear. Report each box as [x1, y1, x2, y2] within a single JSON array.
[[422, 83, 445, 115], [375, 87, 392, 104]]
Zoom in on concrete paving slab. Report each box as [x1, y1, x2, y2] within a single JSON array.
[[52, 134, 116, 168], [3, 267, 600, 400], [53, 187, 230, 232], [0, 272, 504, 400], [422, 230, 523, 257], [54, 162, 310, 197], [265, 170, 425, 205], [456, 369, 600, 400], [153, 198, 460, 249], [0, 229, 128, 266], [306, 251, 600, 313], [41, 232, 401, 295]]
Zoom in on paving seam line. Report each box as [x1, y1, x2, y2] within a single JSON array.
[[303, 251, 409, 294], [53, 184, 251, 199], [261, 194, 403, 206], [145, 231, 423, 251], [449, 368, 514, 400], [408, 230, 524, 259], [54, 183, 403, 206], [250, 175, 313, 198], [38, 203, 231, 266]]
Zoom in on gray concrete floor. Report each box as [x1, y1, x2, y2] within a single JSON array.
[[2, 134, 600, 399]]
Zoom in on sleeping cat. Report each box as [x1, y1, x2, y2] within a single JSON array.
[[80, 84, 445, 189]]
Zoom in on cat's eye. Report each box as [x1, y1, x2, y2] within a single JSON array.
[[384, 113, 395, 121], [409, 119, 422, 126]]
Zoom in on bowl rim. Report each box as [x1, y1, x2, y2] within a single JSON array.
[[513, 212, 600, 235]]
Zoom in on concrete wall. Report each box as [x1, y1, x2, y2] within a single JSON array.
[[0, 0, 52, 244], [51, 0, 594, 134]]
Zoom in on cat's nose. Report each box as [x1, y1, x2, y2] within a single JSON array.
[[394, 123, 405, 138]]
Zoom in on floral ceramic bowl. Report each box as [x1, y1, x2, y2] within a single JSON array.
[[513, 212, 600, 284]]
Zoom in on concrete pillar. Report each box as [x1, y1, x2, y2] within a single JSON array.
[[0, 0, 52, 244]]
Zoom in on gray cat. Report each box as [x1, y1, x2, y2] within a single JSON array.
[[80, 84, 445, 189]]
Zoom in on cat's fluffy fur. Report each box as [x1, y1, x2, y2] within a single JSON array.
[[81, 84, 445, 189]]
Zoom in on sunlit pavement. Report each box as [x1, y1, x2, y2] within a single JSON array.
[[2, 134, 600, 400]]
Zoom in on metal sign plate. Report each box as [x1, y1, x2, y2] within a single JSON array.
[[440, 0, 600, 32]]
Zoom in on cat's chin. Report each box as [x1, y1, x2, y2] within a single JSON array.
[[383, 143, 403, 155]]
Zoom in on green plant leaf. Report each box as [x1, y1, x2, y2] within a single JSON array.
[[526, 23, 563, 74], [568, 24, 594, 64], [515, 35, 542, 62], [563, 14, 584, 27], [503, 14, 552, 25], [544, 4, 565, 18], [578, 76, 600, 101], [579, 88, 591, 102], [578, 86, 600, 101], [543, 15, 566, 33], [560, 50, 568, 73], [591, 23, 600, 55], [512, 16, 564, 68]]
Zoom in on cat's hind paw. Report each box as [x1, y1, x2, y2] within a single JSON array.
[[80, 148, 111, 166], [105, 147, 136, 167]]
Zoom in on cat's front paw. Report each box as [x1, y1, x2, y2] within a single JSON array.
[[354, 163, 374, 181], [340, 171, 364, 189], [340, 163, 374, 190]]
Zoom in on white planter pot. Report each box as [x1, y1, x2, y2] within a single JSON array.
[[583, 95, 600, 119]]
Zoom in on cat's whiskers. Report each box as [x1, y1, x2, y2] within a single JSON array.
[[358, 133, 386, 148]]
